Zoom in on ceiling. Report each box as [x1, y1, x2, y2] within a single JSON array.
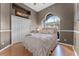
[[24, 3, 55, 12]]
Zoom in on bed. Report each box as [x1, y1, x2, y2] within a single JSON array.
[[22, 28, 57, 56]]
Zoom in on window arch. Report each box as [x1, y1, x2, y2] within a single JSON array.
[[43, 14, 60, 30]]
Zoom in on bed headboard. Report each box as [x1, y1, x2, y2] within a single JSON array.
[[39, 28, 57, 34]]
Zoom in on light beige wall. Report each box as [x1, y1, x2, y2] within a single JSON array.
[[74, 3, 79, 55], [37, 3, 74, 45], [1, 4, 11, 30], [0, 3, 11, 49]]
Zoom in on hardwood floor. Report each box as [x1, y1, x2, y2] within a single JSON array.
[[0, 42, 76, 56], [0, 43, 32, 56], [52, 43, 75, 56]]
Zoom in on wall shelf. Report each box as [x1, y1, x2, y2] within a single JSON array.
[[12, 4, 31, 19]]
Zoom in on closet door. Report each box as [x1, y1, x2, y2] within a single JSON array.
[[22, 19, 32, 37], [11, 15, 21, 44], [11, 15, 31, 44]]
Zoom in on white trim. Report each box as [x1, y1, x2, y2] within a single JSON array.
[[0, 30, 11, 32], [0, 44, 11, 52], [59, 42, 73, 47], [44, 12, 53, 20], [59, 30, 79, 34], [0, 42, 20, 52], [59, 30, 74, 32], [1, 30, 78, 33], [72, 47, 78, 56], [74, 31, 79, 34]]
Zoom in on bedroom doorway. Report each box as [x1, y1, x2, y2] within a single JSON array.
[[42, 13, 60, 41]]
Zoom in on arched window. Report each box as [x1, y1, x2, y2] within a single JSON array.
[[43, 14, 60, 30]]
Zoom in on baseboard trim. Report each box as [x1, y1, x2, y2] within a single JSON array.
[[72, 47, 78, 56], [59, 42, 73, 47], [0, 44, 11, 52], [0, 42, 17, 52]]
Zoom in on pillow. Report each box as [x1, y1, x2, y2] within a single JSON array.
[[30, 30, 38, 33], [39, 28, 47, 34], [39, 28, 57, 34], [25, 34, 32, 36]]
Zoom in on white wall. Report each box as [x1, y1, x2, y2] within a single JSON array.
[[11, 15, 32, 44]]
